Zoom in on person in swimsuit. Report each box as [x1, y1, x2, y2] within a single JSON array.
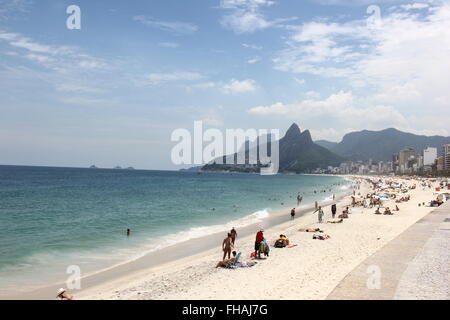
[[216, 251, 237, 268], [290, 208, 296, 220], [230, 228, 237, 245], [313, 206, 324, 223], [331, 203, 337, 219], [222, 233, 233, 261]]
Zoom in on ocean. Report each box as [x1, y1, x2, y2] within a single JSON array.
[[0, 165, 350, 295]]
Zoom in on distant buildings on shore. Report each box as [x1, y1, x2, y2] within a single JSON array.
[[314, 143, 450, 175]]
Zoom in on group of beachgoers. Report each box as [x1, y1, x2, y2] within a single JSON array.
[[216, 186, 352, 268]]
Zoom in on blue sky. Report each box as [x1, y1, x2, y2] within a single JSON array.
[[1, 0, 449, 169]]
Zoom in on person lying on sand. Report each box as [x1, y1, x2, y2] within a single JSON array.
[[383, 207, 393, 215], [56, 288, 73, 300], [313, 234, 331, 240], [327, 219, 344, 224], [299, 228, 323, 233], [216, 251, 237, 268], [274, 234, 290, 248]]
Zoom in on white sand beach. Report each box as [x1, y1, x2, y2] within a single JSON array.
[[73, 175, 443, 300]]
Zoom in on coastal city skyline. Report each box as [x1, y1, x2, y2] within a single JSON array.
[[1, 0, 450, 170]]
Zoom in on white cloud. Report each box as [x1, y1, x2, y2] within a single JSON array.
[[0, 0, 32, 21], [158, 42, 180, 48], [400, 3, 430, 10], [293, 77, 305, 85], [133, 16, 198, 34], [248, 91, 409, 129], [223, 78, 257, 93], [143, 72, 205, 85], [247, 57, 260, 64], [219, 0, 297, 33], [272, 2, 450, 135], [242, 43, 263, 50]]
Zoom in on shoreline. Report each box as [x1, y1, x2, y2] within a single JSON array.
[[3, 176, 352, 300], [75, 175, 442, 300]]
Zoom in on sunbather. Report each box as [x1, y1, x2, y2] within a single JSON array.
[[216, 251, 237, 268], [338, 212, 348, 219], [274, 234, 290, 248], [299, 228, 323, 233], [327, 219, 343, 224], [313, 234, 331, 240]]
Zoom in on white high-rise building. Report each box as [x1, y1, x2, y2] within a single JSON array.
[[423, 147, 437, 166]]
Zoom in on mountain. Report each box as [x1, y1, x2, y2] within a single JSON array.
[[203, 123, 345, 173], [315, 140, 339, 150], [316, 128, 450, 162]]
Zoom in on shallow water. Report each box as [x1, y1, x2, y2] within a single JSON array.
[[0, 165, 349, 293]]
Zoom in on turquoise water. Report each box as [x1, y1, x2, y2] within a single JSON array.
[[0, 165, 349, 293]]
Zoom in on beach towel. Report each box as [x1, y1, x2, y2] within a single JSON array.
[[287, 244, 298, 248], [236, 261, 257, 268]]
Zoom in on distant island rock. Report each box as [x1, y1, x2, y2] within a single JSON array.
[[89, 165, 98, 169]]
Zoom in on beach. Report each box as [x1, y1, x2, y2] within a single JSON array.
[[69, 175, 443, 300]]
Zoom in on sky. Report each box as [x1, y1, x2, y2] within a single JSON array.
[[0, 0, 449, 169]]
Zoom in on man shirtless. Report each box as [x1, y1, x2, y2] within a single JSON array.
[[222, 233, 233, 261]]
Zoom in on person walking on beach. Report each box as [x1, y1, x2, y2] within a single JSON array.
[[290, 208, 296, 220], [230, 227, 237, 245], [315, 201, 318, 210], [222, 233, 233, 261], [314, 206, 324, 223], [331, 203, 337, 219]]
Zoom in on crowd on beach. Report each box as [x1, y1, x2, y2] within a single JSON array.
[[215, 175, 450, 270], [54, 176, 449, 300]]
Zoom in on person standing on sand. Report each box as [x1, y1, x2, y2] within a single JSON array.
[[331, 203, 337, 219], [230, 227, 237, 245], [222, 233, 233, 261], [315, 201, 318, 210], [313, 206, 324, 223], [290, 208, 296, 220], [255, 229, 264, 259]]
